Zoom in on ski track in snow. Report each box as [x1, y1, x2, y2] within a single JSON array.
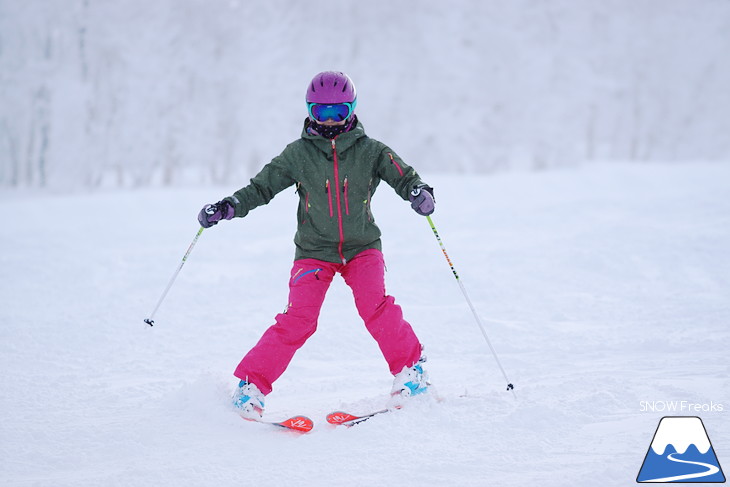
[[1, 163, 729, 486]]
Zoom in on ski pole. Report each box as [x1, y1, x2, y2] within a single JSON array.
[[423, 210, 516, 397], [144, 226, 205, 327]]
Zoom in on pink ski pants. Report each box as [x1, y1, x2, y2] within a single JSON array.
[[234, 249, 422, 395]]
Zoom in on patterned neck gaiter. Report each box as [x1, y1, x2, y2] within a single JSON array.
[[308, 115, 358, 139]]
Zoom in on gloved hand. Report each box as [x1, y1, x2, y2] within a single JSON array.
[[409, 185, 435, 216], [198, 199, 235, 228]]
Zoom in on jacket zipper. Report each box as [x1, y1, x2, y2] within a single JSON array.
[[325, 179, 333, 217], [332, 139, 346, 264], [343, 176, 350, 216], [302, 191, 310, 224], [388, 152, 404, 177]]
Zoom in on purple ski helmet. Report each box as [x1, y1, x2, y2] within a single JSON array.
[[306, 71, 357, 119]]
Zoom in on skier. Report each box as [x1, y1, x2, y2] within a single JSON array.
[[198, 71, 435, 420]]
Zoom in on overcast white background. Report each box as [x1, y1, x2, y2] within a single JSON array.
[[2, 0, 728, 189]]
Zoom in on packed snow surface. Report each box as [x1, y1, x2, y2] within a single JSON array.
[[1, 162, 729, 486]]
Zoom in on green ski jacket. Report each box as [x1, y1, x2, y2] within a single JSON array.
[[225, 119, 428, 264]]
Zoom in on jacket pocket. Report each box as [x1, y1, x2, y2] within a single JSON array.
[[343, 176, 350, 216], [388, 152, 404, 177], [325, 179, 333, 217], [366, 178, 373, 222], [301, 191, 310, 224]]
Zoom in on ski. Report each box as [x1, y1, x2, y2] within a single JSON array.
[[243, 415, 314, 433], [326, 409, 390, 427]]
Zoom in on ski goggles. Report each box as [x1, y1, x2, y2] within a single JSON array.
[[307, 101, 356, 122]]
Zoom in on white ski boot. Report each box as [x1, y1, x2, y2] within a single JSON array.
[[391, 358, 430, 397], [232, 381, 265, 420]]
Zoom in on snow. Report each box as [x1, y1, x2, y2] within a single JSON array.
[[1, 162, 729, 486]]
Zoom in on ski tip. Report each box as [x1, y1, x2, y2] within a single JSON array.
[[240, 414, 314, 433], [277, 416, 314, 433], [326, 411, 360, 425]]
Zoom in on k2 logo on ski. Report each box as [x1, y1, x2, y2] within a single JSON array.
[[636, 416, 725, 483]]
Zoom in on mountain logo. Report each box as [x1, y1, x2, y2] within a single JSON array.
[[637, 416, 725, 483]]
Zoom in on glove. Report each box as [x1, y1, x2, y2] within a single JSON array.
[[409, 185, 435, 216], [198, 199, 235, 228]]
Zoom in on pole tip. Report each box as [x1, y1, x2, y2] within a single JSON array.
[[144, 319, 154, 327]]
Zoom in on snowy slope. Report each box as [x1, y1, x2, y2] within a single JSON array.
[[1, 162, 729, 486]]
